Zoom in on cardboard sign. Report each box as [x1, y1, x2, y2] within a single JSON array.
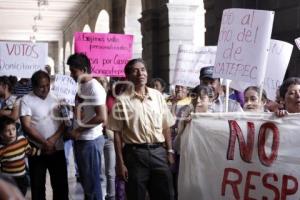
[[178, 112, 300, 200], [172, 45, 217, 87], [0, 41, 48, 78], [213, 9, 274, 85], [75, 32, 133, 77], [230, 39, 292, 101], [51, 74, 77, 106], [263, 39, 293, 100]]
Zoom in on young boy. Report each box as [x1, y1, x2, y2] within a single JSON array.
[[174, 85, 215, 152], [0, 116, 40, 195]]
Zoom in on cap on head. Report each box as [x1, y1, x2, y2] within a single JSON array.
[[200, 66, 214, 80]]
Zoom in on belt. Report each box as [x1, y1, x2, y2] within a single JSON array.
[[126, 143, 163, 149]]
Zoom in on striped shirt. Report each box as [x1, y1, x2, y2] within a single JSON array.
[[0, 136, 40, 177]]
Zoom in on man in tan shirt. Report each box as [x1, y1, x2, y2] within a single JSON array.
[[108, 58, 175, 200]]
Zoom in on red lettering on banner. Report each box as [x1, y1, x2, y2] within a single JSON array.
[[281, 175, 298, 200], [262, 173, 280, 200], [244, 171, 260, 200], [221, 168, 298, 199], [258, 122, 279, 166], [221, 168, 242, 199], [227, 121, 279, 166], [227, 120, 254, 163]]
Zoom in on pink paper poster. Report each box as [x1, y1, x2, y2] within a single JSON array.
[[75, 32, 133, 77]]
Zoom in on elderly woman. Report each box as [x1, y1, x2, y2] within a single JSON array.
[[277, 77, 300, 115]]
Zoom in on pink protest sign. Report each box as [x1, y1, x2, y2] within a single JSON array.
[[75, 32, 133, 77]]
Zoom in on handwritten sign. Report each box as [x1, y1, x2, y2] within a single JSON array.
[[0, 42, 48, 78], [230, 39, 292, 101], [263, 40, 293, 100], [213, 9, 274, 85], [178, 112, 300, 200], [172, 45, 217, 87], [75, 32, 133, 77], [51, 74, 77, 106]]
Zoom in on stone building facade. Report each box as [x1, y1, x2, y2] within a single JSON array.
[[60, 0, 300, 84]]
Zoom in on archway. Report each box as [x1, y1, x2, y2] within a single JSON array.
[[94, 10, 110, 33], [64, 42, 71, 75], [193, 2, 205, 46], [82, 24, 92, 32], [47, 56, 55, 75], [71, 37, 75, 54], [125, 0, 142, 58]]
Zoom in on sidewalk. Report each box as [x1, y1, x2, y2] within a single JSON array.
[[25, 173, 84, 200], [25, 146, 84, 200]]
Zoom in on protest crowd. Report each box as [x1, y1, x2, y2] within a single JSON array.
[[0, 55, 299, 200], [1, 5, 300, 200]]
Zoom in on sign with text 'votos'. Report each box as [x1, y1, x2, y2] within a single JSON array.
[[0, 41, 48, 78], [213, 9, 274, 85]]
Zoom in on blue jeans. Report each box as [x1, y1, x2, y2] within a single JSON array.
[[64, 140, 79, 177], [74, 136, 105, 200], [103, 136, 116, 200]]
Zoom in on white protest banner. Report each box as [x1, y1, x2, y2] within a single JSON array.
[[295, 37, 300, 50], [263, 39, 293, 100], [172, 45, 217, 87], [178, 112, 300, 200], [0, 41, 48, 78], [51, 74, 77, 106], [213, 9, 274, 85]]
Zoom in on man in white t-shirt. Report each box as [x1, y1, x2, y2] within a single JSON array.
[[67, 53, 107, 200], [20, 70, 68, 200]]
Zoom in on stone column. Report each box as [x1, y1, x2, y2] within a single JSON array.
[[165, 2, 199, 84], [139, 1, 199, 84], [139, 9, 160, 79], [124, 0, 142, 58], [57, 38, 64, 74]]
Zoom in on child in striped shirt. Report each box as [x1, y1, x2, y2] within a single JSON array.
[[0, 116, 40, 195]]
